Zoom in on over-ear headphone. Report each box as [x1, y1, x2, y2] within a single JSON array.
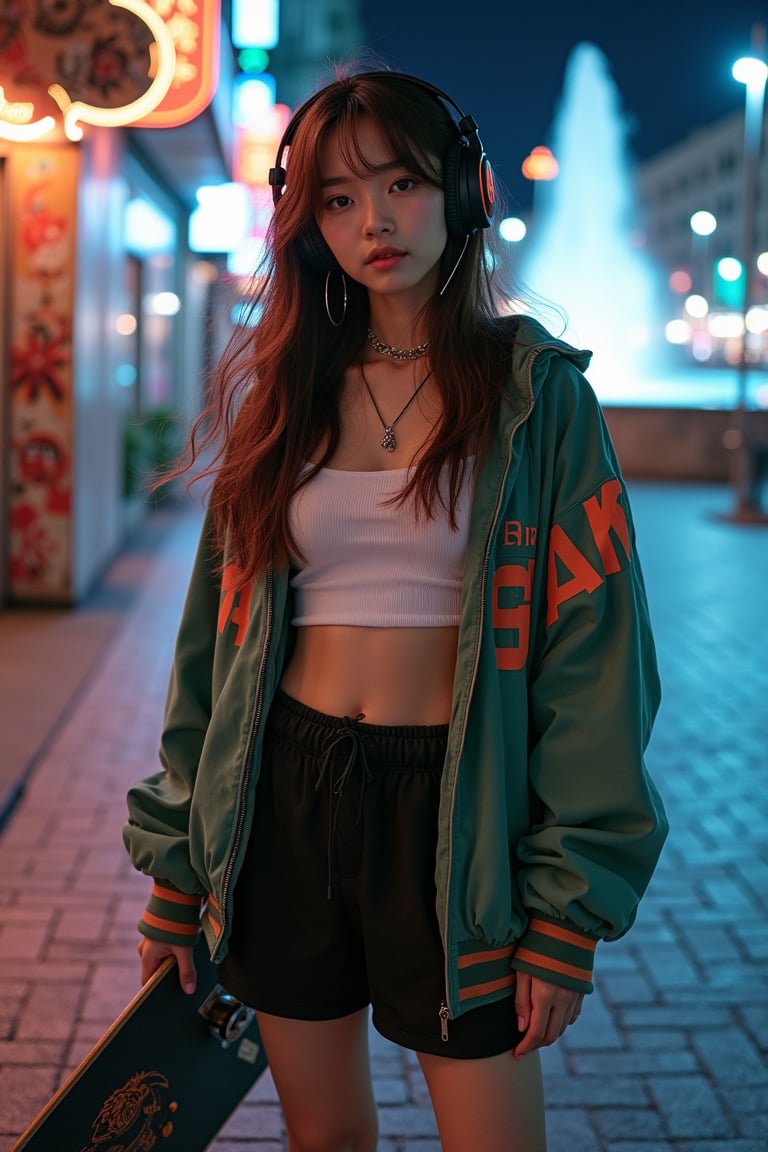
[[267, 71, 495, 273]]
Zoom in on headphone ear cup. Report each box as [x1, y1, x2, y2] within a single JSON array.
[[297, 223, 337, 273], [442, 140, 495, 237]]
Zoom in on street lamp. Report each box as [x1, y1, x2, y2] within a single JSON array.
[[727, 28, 768, 520]]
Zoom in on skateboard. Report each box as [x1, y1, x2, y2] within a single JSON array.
[[10, 938, 269, 1151]]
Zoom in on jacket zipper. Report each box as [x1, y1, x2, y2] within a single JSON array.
[[440, 364, 538, 1021], [439, 1000, 450, 1042], [211, 565, 274, 960]]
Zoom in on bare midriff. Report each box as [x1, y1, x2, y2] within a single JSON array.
[[279, 624, 459, 726]]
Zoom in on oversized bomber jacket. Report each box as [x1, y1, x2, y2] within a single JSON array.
[[124, 316, 668, 1021]]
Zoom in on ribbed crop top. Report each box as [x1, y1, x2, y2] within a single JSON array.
[[288, 460, 475, 627]]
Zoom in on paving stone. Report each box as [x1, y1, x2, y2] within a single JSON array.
[[217, 1103, 284, 1140], [378, 1104, 440, 1139], [646, 943, 707, 992], [723, 1081, 768, 1119], [570, 1049, 699, 1076], [373, 1074, 410, 1104], [593, 1107, 667, 1140], [0, 1064, 60, 1134], [661, 1144, 768, 1152], [597, 970, 658, 1006], [693, 1028, 768, 1086], [544, 1074, 649, 1108], [51, 906, 110, 944], [625, 1027, 689, 1050], [0, 920, 50, 960], [649, 1073, 732, 1138], [15, 980, 82, 1042], [701, 877, 755, 910], [736, 1113, 768, 1139], [210, 1143, 283, 1151], [544, 1108, 603, 1151], [666, 983, 768, 1006], [539, 1040, 568, 1076], [0, 1040, 65, 1064], [604, 1144, 673, 1152], [559, 990, 623, 1050]]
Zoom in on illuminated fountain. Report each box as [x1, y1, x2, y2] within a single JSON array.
[[519, 42, 666, 401], [514, 41, 768, 493]]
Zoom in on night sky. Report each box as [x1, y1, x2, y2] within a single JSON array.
[[355, 0, 768, 212]]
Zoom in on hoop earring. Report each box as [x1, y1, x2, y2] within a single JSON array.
[[324, 269, 347, 326]]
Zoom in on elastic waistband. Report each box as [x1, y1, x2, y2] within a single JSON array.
[[269, 689, 448, 770]]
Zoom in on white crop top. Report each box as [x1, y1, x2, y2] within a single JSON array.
[[288, 460, 475, 627]]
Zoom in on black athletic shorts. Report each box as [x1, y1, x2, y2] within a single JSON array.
[[217, 689, 521, 1059]]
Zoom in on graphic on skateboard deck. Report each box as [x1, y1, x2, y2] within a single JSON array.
[[11, 938, 269, 1151]]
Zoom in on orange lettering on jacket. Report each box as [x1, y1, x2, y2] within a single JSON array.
[[218, 564, 252, 647], [492, 560, 534, 670], [582, 477, 629, 575], [494, 479, 633, 668], [503, 520, 537, 547], [546, 479, 630, 625]]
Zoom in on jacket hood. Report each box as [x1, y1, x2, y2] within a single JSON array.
[[508, 315, 593, 399]]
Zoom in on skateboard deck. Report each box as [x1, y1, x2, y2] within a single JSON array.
[[11, 938, 269, 1151]]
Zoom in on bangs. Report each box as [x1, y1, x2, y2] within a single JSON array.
[[328, 115, 443, 186], [312, 78, 452, 194]]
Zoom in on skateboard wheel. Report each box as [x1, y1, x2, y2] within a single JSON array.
[[199, 988, 255, 1045]]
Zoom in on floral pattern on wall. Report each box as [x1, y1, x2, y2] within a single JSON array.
[[8, 147, 78, 598]]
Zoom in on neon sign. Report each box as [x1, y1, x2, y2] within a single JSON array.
[[139, 0, 221, 128], [50, 1, 175, 140], [0, 0, 194, 143], [0, 89, 56, 143]]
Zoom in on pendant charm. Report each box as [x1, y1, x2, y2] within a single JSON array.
[[381, 427, 397, 452]]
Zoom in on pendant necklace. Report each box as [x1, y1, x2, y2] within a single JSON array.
[[360, 364, 433, 452]]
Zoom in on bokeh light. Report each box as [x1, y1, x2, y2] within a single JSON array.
[[499, 217, 527, 242], [669, 269, 692, 294], [684, 294, 709, 318], [690, 211, 717, 236], [746, 306, 768, 333], [665, 319, 691, 344], [116, 313, 137, 336], [717, 256, 744, 282]]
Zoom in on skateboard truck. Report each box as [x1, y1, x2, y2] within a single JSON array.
[[198, 985, 255, 1046]]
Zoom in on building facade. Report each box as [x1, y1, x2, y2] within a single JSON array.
[[634, 105, 768, 366]]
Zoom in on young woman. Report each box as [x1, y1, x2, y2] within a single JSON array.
[[124, 68, 668, 1152]]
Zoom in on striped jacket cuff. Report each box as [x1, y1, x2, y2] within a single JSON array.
[[511, 914, 598, 994], [457, 942, 516, 1005], [138, 881, 203, 947]]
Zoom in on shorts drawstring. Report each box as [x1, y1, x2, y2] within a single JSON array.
[[316, 715, 373, 899]]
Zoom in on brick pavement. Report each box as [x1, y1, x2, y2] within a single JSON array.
[[1, 483, 768, 1151]]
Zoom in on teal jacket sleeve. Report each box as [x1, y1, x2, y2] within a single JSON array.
[[123, 511, 221, 941], [511, 368, 668, 992]]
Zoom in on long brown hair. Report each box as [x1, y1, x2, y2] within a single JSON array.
[[177, 68, 522, 584]]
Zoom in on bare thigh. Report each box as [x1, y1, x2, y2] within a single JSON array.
[[255, 1008, 378, 1152], [418, 1048, 546, 1152]]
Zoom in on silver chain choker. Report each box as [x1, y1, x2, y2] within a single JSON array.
[[367, 327, 429, 361]]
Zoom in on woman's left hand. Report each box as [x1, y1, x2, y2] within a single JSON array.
[[513, 972, 584, 1059]]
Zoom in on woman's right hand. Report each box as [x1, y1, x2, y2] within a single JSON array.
[[138, 935, 197, 994]]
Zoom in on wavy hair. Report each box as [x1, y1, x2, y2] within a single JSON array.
[[173, 67, 524, 584]]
